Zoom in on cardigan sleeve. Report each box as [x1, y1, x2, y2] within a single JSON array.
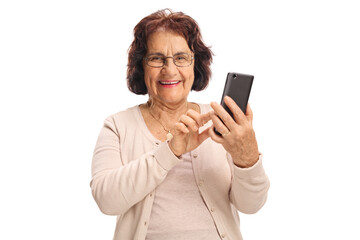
[[227, 153, 270, 214], [90, 116, 181, 216]]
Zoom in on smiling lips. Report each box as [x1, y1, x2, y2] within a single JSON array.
[[159, 80, 181, 88]]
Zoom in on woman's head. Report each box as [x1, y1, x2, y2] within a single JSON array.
[[127, 9, 213, 95]]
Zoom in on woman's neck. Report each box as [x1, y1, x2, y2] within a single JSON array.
[[146, 99, 190, 122]]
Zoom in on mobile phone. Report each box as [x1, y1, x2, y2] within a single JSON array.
[[214, 72, 254, 136]]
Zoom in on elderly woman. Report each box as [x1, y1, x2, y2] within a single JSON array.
[[90, 9, 270, 240]]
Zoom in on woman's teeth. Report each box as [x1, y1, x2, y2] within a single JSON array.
[[159, 81, 180, 85]]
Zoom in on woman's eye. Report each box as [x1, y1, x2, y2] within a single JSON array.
[[175, 56, 186, 61], [149, 56, 163, 62]]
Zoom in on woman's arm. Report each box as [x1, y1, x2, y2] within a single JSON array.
[[227, 153, 270, 214], [208, 98, 270, 213], [90, 116, 181, 216]]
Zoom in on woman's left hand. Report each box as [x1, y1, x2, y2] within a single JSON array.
[[209, 96, 260, 168]]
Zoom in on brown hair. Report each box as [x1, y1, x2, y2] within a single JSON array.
[[127, 9, 213, 95]]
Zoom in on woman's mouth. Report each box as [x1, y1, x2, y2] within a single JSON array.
[[159, 80, 181, 88]]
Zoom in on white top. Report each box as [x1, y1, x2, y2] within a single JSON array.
[[146, 152, 220, 240]]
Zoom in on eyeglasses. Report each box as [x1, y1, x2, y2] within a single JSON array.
[[144, 53, 194, 68]]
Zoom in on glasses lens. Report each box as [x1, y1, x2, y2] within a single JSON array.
[[174, 53, 192, 67], [146, 55, 165, 67]]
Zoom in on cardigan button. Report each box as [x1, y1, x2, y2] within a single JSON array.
[[198, 180, 204, 187], [221, 233, 226, 238], [193, 154, 198, 158]]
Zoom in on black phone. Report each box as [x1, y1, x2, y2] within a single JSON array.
[[214, 72, 254, 136]]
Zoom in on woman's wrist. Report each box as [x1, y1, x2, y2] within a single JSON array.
[[167, 141, 182, 158], [232, 153, 260, 168]]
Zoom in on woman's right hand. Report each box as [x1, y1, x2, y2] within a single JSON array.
[[168, 109, 213, 157]]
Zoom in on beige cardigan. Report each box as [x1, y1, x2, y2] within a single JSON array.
[[90, 104, 270, 240]]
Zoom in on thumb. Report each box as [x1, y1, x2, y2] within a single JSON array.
[[198, 126, 211, 144]]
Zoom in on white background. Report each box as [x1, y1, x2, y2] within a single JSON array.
[[1, 0, 359, 239]]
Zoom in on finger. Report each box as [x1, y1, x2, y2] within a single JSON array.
[[186, 109, 204, 128], [210, 101, 237, 131], [223, 96, 247, 125], [210, 114, 230, 136], [208, 124, 225, 143], [245, 103, 253, 122], [186, 110, 213, 128], [200, 111, 213, 126], [179, 114, 199, 132], [174, 122, 189, 134]]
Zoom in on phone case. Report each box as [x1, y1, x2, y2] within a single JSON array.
[[214, 72, 254, 135], [220, 72, 254, 117]]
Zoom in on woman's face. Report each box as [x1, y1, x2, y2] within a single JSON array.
[[143, 30, 195, 106]]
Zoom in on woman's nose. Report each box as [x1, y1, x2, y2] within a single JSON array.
[[161, 58, 178, 74]]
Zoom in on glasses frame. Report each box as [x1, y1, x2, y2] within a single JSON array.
[[143, 53, 194, 68]]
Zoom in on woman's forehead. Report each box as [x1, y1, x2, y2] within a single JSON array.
[[146, 31, 190, 54]]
